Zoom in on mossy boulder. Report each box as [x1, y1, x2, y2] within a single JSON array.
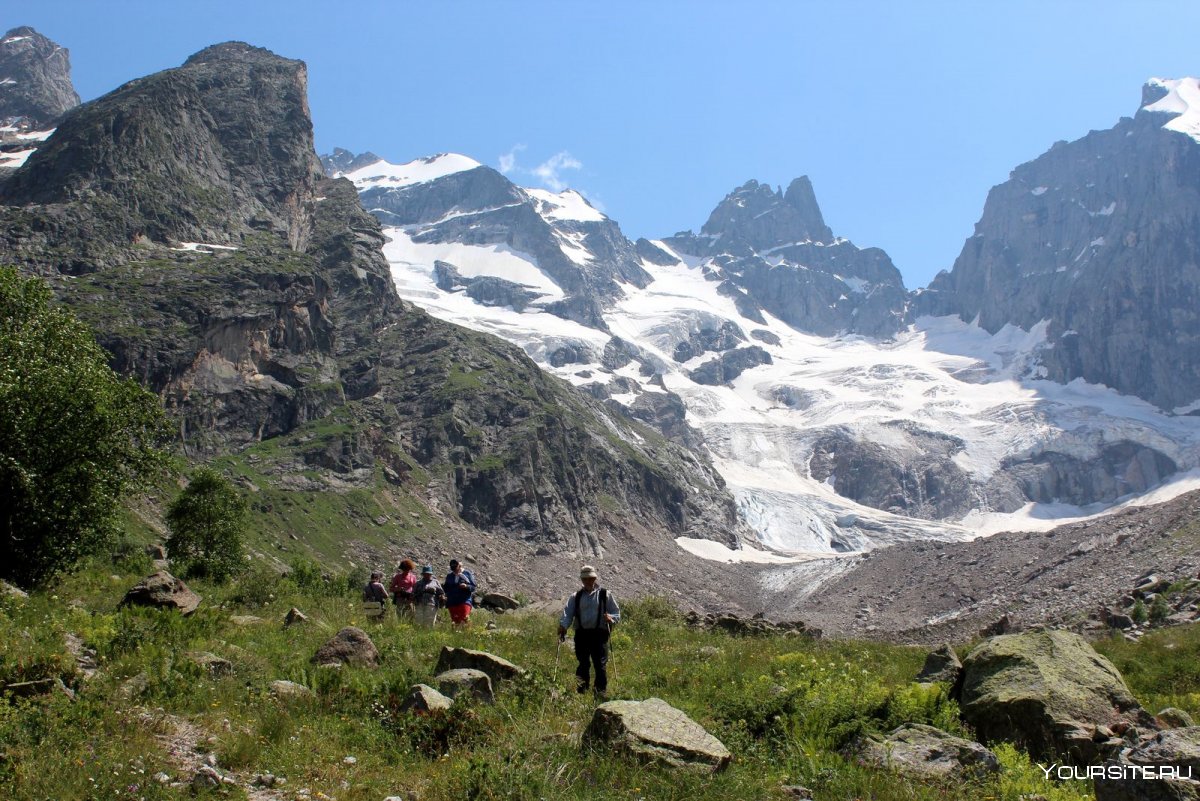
[[849, 723, 1000, 780], [583, 697, 731, 772], [960, 629, 1149, 764]]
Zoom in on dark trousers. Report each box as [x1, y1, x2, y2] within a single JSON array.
[[574, 628, 610, 691]]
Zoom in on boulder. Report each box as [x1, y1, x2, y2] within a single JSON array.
[[434, 669, 494, 704], [399, 683, 453, 715], [145, 543, 167, 560], [434, 646, 525, 686], [1, 580, 28, 599], [583, 697, 731, 772], [188, 652, 233, 678], [1157, 709, 1197, 730], [268, 680, 313, 700], [311, 627, 379, 668], [915, 644, 962, 686], [1095, 727, 1200, 801], [284, 607, 309, 626], [480, 593, 520, 611], [960, 630, 1149, 764], [849, 723, 1000, 780], [120, 571, 201, 614]]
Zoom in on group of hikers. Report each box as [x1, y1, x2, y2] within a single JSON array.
[[362, 561, 621, 697], [362, 558, 478, 627]]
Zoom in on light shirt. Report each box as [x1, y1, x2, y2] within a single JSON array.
[[559, 585, 621, 631]]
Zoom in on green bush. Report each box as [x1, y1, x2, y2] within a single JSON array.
[[1150, 594, 1171, 624], [0, 266, 169, 588], [1131, 598, 1149, 624], [165, 468, 247, 581]]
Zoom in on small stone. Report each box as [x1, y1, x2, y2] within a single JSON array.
[[269, 680, 314, 699], [192, 766, 222, 789], [285, 607, 309, 626], [342, 755, 357, 765], [153, 772, 170, 784], [781, 787, 814, 800]]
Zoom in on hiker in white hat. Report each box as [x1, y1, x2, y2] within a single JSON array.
[[558, 564, 620, 697]]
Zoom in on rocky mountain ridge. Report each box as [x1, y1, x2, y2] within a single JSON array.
[[922, 77, 1200, 412], [0, 39, 751, 600]]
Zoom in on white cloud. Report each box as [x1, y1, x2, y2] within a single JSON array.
[[498, 144, 525, 174], [532, 151, 582, 192]]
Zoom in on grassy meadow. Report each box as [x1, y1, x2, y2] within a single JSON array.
[[5, 551, 1197, 801]]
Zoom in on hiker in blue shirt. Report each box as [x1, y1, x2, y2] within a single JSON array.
[[558, 564, 620, 698], [444, 559, 476, 626]]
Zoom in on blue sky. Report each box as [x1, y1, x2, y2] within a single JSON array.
[[15, 1, 1200, 288]]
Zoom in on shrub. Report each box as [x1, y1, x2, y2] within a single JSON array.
[[1150, 594, 1171, 624], [1131, 599, 1149, 624], [0, 266, 169, 587], [165, 468, 247, 581]]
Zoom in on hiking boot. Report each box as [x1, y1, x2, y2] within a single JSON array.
[[576, 684, 589, 694], [593, 689, 608, 701]]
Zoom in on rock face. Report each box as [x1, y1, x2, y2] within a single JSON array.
[[1095, 727, 1200, 801], [849, 723, 1000, 780], [0, 27, 80, 129], [312, 627, 379, 668], [959, 630, 1148, 763], [120, 571, 201, 614], [583, 697, 731, 772], [923, 78, 1200, 412], [664, 178, 910, 338]]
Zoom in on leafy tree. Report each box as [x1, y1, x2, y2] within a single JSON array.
[[0, 267, 169, 587], [165, 468, 247, 581]]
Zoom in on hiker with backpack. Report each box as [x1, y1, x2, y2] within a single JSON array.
[[412, 565, 445, 628], [444, 558, 476, 626], [362, 571, 389, 623], [557, 564, 620, 698], [390, 559, 417, 620]]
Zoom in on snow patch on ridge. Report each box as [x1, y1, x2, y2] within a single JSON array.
[[1144, 77, 1200, 143], [339, 153, 483, 189], [527, 188, 606, 222]]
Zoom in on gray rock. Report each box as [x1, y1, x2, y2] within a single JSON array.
[[583, 697, 731, 772], [284, 607, 309, 626], [2, 677, 75, 701], [687, 346, 772, 386], [188, 652, 233, 678], [399, 684, 453, 715], [145, 543, 167, 560], [960, 630, 1149, 764], [434, 668, 494, 704], [269, 680, 313, 699], [480, 593, 520, 611], [1157, 709, 1197, 729], [229, 614, 264, 626], [120, 571, 201, 615], [434, 646, 525, 686], [849, 723, 1000, 780], [1, 580, 28, 599], [1095, 726, 1200, 801], [312, 627, 379, 668], [191, 766, 223, 790], [915, 644, 962, 685]]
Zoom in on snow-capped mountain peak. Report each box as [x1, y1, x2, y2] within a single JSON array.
[[526, 187, 606, 222], [336, 152, 483, 189], [1141, 77, 1200, 143]]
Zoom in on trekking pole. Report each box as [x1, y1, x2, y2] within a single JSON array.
[[553, 637, 563, 684]]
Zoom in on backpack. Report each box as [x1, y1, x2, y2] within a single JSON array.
[[574, 587, 610, 631]]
